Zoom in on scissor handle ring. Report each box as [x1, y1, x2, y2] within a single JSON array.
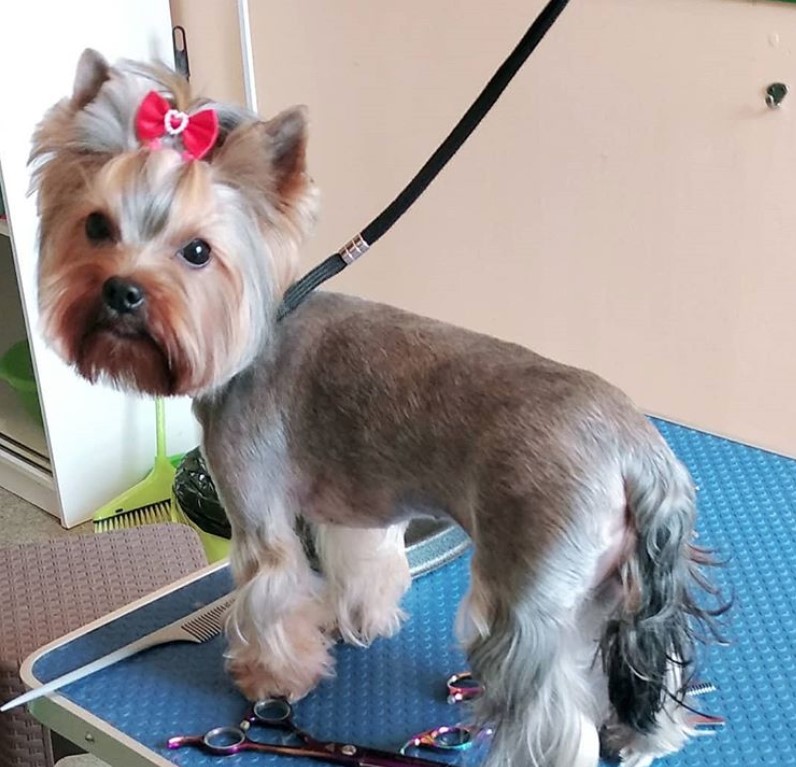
[[430, 725, 474, 750], [446, 671, 483, 702], [253, 698, 292, 723], [203, 725, 246, 754], [446, 671, 478, 687], [400, 724, 475, 755]]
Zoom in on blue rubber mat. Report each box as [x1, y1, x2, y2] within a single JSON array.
[[30, 418, 796, 766]]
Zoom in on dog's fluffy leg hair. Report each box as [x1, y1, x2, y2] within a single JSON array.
[[313, 522, 411, 646], [223, 516, 335, 702], [205, 442, 335, 702], [458, 481, 608, 767]]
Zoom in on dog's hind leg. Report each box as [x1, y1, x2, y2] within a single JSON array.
[[461, 560, 602, 767], [458, 484, 612, 767], [313, 522, 411, 646]]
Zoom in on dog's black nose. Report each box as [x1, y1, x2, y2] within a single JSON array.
[[102, 277, 145, 314]]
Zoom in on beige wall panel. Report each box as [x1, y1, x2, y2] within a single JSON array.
[[170, 0, 245, 103], [178, 1, 796, 458]]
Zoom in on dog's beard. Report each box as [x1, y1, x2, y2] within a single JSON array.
[[37, 259, 172, 395], [38, 251, 264, 398], [75, 306, 174, 395]]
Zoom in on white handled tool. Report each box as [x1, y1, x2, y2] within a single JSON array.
[[1, 593, 233, 712]]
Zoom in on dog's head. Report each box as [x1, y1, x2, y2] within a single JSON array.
[[30, 49, 317, 397]]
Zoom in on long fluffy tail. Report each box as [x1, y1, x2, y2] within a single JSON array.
[[601, 444, 728, 733]]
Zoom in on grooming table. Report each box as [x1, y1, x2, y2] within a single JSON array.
[[18, 419, 796, 767]]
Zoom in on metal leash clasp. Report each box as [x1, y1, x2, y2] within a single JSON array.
[[339, 234, 370, 265]]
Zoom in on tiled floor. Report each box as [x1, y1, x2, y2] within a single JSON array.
[[0, 487, 105, 767]]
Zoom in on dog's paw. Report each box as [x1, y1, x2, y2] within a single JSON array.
[[599, 713, 692, 767], [335, 598, 408, 647], [332, 557, 411, 647], [227, 651, 332, 702], [226, 603, 335, 701]]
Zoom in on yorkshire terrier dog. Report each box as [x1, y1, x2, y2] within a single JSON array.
[[31, 50, 724, 767]]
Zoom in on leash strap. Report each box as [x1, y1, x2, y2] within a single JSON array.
[[277, 0, 572, 321]]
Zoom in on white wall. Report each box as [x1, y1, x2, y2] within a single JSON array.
[[0, 0, 201, 526]]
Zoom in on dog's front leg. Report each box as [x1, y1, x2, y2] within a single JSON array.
[[217, 476, 335, 702], [312, 522, 411, 646]]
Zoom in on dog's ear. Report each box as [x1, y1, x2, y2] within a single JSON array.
[[262, 106, 308, 199], [28, 48, 111, 190], [71, 48, 111, 109], [214, 106, 310, 209]]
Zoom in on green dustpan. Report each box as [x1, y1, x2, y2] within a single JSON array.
[[93, 398, 176, 532]]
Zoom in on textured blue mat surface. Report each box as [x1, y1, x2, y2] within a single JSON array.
[[31, 419, 796, 766]]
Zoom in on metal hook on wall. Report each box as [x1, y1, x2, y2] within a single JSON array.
[[172, 26, 190, 81], [766, 82, 788, 109]]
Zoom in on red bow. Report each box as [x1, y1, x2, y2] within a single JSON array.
[[135, 91, 219, 161]]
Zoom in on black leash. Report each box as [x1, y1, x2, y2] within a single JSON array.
[[276, 0, 572, 321]]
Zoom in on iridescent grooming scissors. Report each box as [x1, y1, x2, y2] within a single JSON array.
[[399, 673, 490, 757], [400, 672, 724, 758], [399, 723, 489, 757], [443, 672, 726, 732], [683, 681, 726, 736], [168, 697, 448, 766]]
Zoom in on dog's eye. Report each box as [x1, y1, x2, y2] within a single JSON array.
[[84, 212, 114, 243], [178, 238, 212, 267]]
